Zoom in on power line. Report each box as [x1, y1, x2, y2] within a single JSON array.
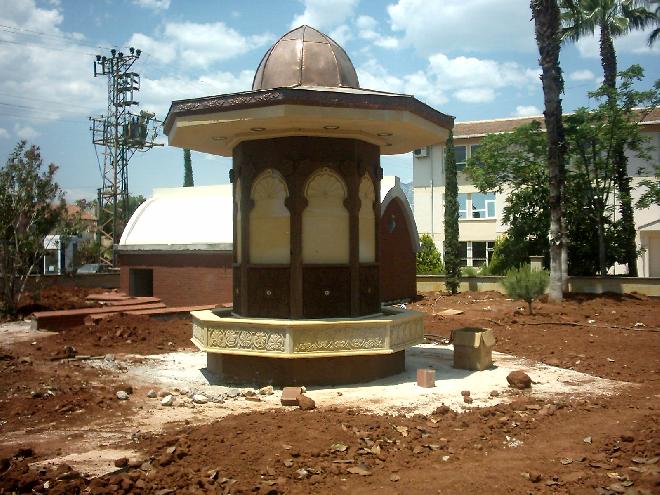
[[0, 24, 128, 52]]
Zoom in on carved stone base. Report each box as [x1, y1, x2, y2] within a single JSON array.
[[191, 306, 424, 385], [207, 351, 405, 386]]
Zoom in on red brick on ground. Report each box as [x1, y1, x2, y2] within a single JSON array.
[[280, 387, 303, 406], [416, 368, 436, 388]]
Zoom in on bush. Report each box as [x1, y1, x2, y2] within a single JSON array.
[[501, 264, 549, 315], [461, 266, 478, 277], [416, 234, 444, 274]]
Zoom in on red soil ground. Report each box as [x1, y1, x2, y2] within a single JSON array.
[[0, 289, 658, 494]]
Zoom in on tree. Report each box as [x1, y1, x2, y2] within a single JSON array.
[[561, 0, 658, 276], [564, 65, 658, 274], [443, 131, 461, 294], [501, 264, 550, 315], [466, 122, 551, 273], [532, 0, 567, 301], [649, 0, 660, 44], [465, 66, 658, 277], [0, 142, 65, 316], [416, 234, 444, 274], [183, 148, 194, 187]]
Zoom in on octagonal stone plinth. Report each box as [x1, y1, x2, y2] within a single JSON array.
[[191, 307, 424, 385]]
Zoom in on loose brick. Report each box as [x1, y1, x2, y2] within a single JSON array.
[[281, 387, 303, 406], [416, 368, 436, 388]]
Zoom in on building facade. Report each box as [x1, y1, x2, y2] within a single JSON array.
[[413, 109, 660, 276]]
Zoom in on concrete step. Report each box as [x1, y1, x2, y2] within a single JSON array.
[[31, 303, 166, 331]]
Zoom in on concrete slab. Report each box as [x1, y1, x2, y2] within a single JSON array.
[[114, 344, 626, 416]]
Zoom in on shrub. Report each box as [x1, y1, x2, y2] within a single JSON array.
[[501, 264, 549, 315], [416, 234, 444, 274], [461, 266, 478, 277]]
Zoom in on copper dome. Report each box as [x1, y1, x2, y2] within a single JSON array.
[[252, 25, 360, 90]]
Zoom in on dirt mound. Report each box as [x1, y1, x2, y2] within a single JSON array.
[[2, 392, 658, 494], [18, 286, 104, 315], [0, 348, 137, 436], [33, 314, 195, 356]]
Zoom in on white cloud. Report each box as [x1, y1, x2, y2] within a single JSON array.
[[129, 22, 273, 69], [357, 51, 538, 106], [291, 0, 358, 30], [14, 123, 39, 140], [132, 0, 170, 10], [329, 25, 353, 46], [0, 128, 9, 139], [355, 15, 399, 49], [387, 0, 536, 54], [139, 70, 255, 118], [568, 69, 596, 81], [127, 32, 176, 64], [513, 105, 541, 117], [454, 88, 495, 103], [575, 27, 660, 58], [0, 0, 105, 122]]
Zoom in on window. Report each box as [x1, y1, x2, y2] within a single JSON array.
[[458, 242, 468, 266], [455, 145, 467, 171], [456, 241, 496, 267], [458, 193, 467, 219], [471, 192, 496, 219]]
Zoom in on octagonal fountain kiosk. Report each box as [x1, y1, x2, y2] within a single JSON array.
[[163, 25, 454, 385]]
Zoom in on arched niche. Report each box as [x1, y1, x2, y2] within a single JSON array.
[[249, 169, 291, 264], [235, 178, 242, 263], [358, 174, 376, 263], [302, 168, 349, 264]]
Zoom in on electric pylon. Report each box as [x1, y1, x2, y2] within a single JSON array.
[[90, 47, 161, 266]]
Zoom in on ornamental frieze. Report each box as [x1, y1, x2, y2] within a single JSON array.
[[293, 326, 385, 353], [206, 327, 286, 352]]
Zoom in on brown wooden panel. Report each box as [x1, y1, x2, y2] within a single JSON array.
[[302, 266, 350, 318], [359, 264, 380, 315], [246, 266, 290, 318], [233, 266, 241, 312]]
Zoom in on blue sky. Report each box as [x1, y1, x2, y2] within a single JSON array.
[[0, 0, 658, 200]]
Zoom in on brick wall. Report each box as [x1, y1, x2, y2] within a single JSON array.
[[379, 198, 417, 301], [118, 251, 233, 307]]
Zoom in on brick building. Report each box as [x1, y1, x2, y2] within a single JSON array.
[[117, 184, 233, 306]]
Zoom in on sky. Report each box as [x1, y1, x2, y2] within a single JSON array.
[[0, 0, 658, 201]]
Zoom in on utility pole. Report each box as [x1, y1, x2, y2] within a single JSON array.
[[90, 47, 161, 266]]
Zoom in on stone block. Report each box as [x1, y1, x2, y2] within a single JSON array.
[[281, 387, 303, 406], [416, 368, 436, 388]]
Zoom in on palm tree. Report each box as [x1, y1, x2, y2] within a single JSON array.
[[531, 0, 566, 301], [649, 1, 660, 44], [561, 1, 657, 276]]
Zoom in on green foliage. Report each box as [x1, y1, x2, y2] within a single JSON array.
[[461, 266, 478, 277], [183, 148, 194, 187], [416, 234, 444, 274], [501, 264, 550, 315], [0, 142, 65, 316], [443, 131, 461, 293], [464, 66, 658, 276]]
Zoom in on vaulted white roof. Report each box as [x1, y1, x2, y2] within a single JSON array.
[[119, 184, 233, 251]]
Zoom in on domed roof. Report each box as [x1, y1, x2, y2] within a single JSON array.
[[252, 25, 359, 90]]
